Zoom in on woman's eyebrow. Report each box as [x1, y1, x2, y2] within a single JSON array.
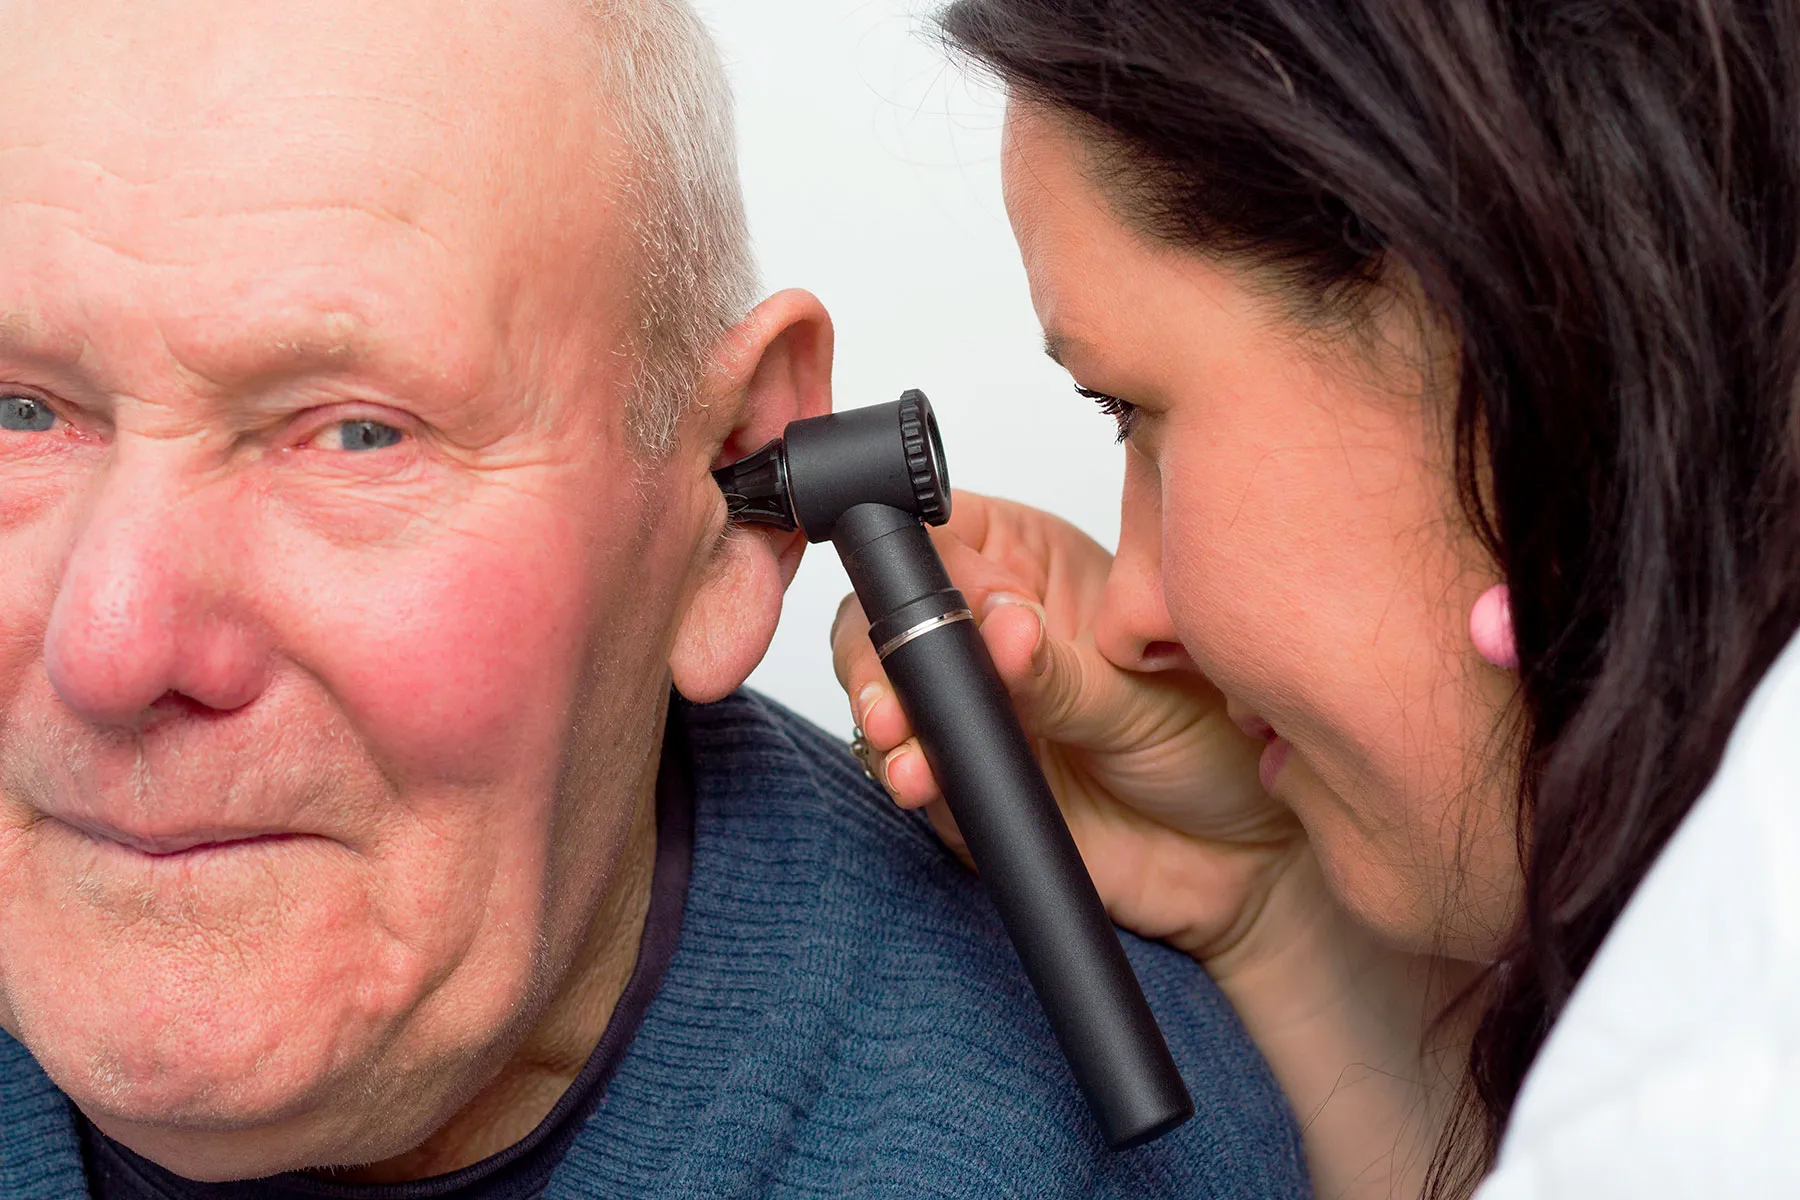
[[1043, 331, 1097, 371]]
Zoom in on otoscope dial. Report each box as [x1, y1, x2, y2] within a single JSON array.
[[897, 393, 951, 528]]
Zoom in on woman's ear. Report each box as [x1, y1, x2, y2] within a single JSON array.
[[669, 289, 833, 703]]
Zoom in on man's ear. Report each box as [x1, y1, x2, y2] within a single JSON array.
[[669, 288, 833, 704]]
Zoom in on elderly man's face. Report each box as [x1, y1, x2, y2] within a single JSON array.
[[0, 0, 821, 1179]]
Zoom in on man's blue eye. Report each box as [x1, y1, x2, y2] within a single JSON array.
[[0, 395, 56, 433], [337, 420, 404, 452]]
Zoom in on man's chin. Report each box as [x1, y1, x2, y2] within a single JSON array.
[[0, 814, 549, 1179], [21, 992, 436, 1183], [80, 1102, 423, 1184], [0, 892, 424, 1145], [20, 985, 371, 1132]]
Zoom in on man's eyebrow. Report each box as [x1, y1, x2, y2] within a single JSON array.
[[0, 311, 40, 355], [0, 310, 374, 375], [174, 311, 385, 394], [252, 313, 374, 375], [0, 310, 83, 368]]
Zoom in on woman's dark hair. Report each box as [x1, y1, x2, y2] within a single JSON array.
[[941, 0, 1800, 1191]]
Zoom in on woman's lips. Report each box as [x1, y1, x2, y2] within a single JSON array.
[[1258, 737, 1292, 793], [1231, 711, 1291, 792], [1234, 713, 1275, 742]]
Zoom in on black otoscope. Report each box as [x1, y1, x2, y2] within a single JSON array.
[[714, 391, 1194, 1150]]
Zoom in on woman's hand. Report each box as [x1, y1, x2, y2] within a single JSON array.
[[831, 490, 1305, 960], [835, 491, 1473, 1197]]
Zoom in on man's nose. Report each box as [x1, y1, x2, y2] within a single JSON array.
[[44, 462, 272, 729], [1094, 449, 1195, 674]]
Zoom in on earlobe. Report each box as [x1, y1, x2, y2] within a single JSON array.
[[669, 527, 788, 703], [669, 289, 834, 703]]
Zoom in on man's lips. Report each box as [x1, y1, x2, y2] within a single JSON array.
[[53, 818, 307, 858]]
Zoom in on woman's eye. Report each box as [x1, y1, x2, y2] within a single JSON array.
[[313, 419, 406, 452], [1076, 385, 1138, 443], [0, 395, 57, 433]]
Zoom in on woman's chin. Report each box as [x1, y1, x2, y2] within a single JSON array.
[[1320, 854, 1517, 962], [1276, 753, 1521, 961]]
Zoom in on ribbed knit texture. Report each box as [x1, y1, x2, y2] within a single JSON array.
[[1, 1024, 87, 1200], [1, 689, 1309, 1198]]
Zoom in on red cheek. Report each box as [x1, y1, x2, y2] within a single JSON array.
[[272, 512, 595, 787]]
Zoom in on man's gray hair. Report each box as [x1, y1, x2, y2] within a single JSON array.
[[582, 0, 761, 454]]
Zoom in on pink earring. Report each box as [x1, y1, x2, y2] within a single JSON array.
[[1470, 585, 1518, 670]]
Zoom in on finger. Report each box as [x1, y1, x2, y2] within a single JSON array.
[[830, 592, 870, 692], [935, 491, 1115, 631], [978, 592, 1209, 753], [938, 488, 999, 553], [926, 532, 1040, 627], [881, 738, 943, 809], [977, 593, 1050, 683], [832, 592, 918, 756]]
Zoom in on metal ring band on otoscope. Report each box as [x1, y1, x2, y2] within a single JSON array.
[[874, 609, 975, 662]]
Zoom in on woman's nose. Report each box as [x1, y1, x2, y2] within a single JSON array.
[[1094, 448, 1196, 674], [44, 463, 272, 729]]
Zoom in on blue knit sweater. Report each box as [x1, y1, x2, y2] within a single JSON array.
[[0, 691, 1310, 1199]]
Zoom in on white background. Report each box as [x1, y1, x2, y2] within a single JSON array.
[[696, 0, 1126, 736]]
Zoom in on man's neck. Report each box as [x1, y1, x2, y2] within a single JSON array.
[[333, 781, 661, 1184]]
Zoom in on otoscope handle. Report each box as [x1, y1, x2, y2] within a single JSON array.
[[833, 504, 1194, 1149]]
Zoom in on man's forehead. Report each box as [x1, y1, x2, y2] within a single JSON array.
[[0, 0, 595, 107], [0, 0, 644, 405], [0, 0, 630, 262], [13, 1, 605, 163]]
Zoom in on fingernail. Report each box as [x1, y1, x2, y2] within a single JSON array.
[[856, 682, 884, 728], [830, 593, 858, 644], [881, 745, 911, 791], [983, 593, 1048, 662]]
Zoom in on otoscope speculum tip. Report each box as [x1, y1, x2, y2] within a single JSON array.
[[713, 391, 951, 541], [713, 437, 798, 532]]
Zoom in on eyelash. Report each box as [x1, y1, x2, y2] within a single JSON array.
[[1076, 385, 1138, 443]]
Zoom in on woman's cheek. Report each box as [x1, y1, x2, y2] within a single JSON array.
[[1155, 440, 1313, 703], [1159, 417, 1521, 952]]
